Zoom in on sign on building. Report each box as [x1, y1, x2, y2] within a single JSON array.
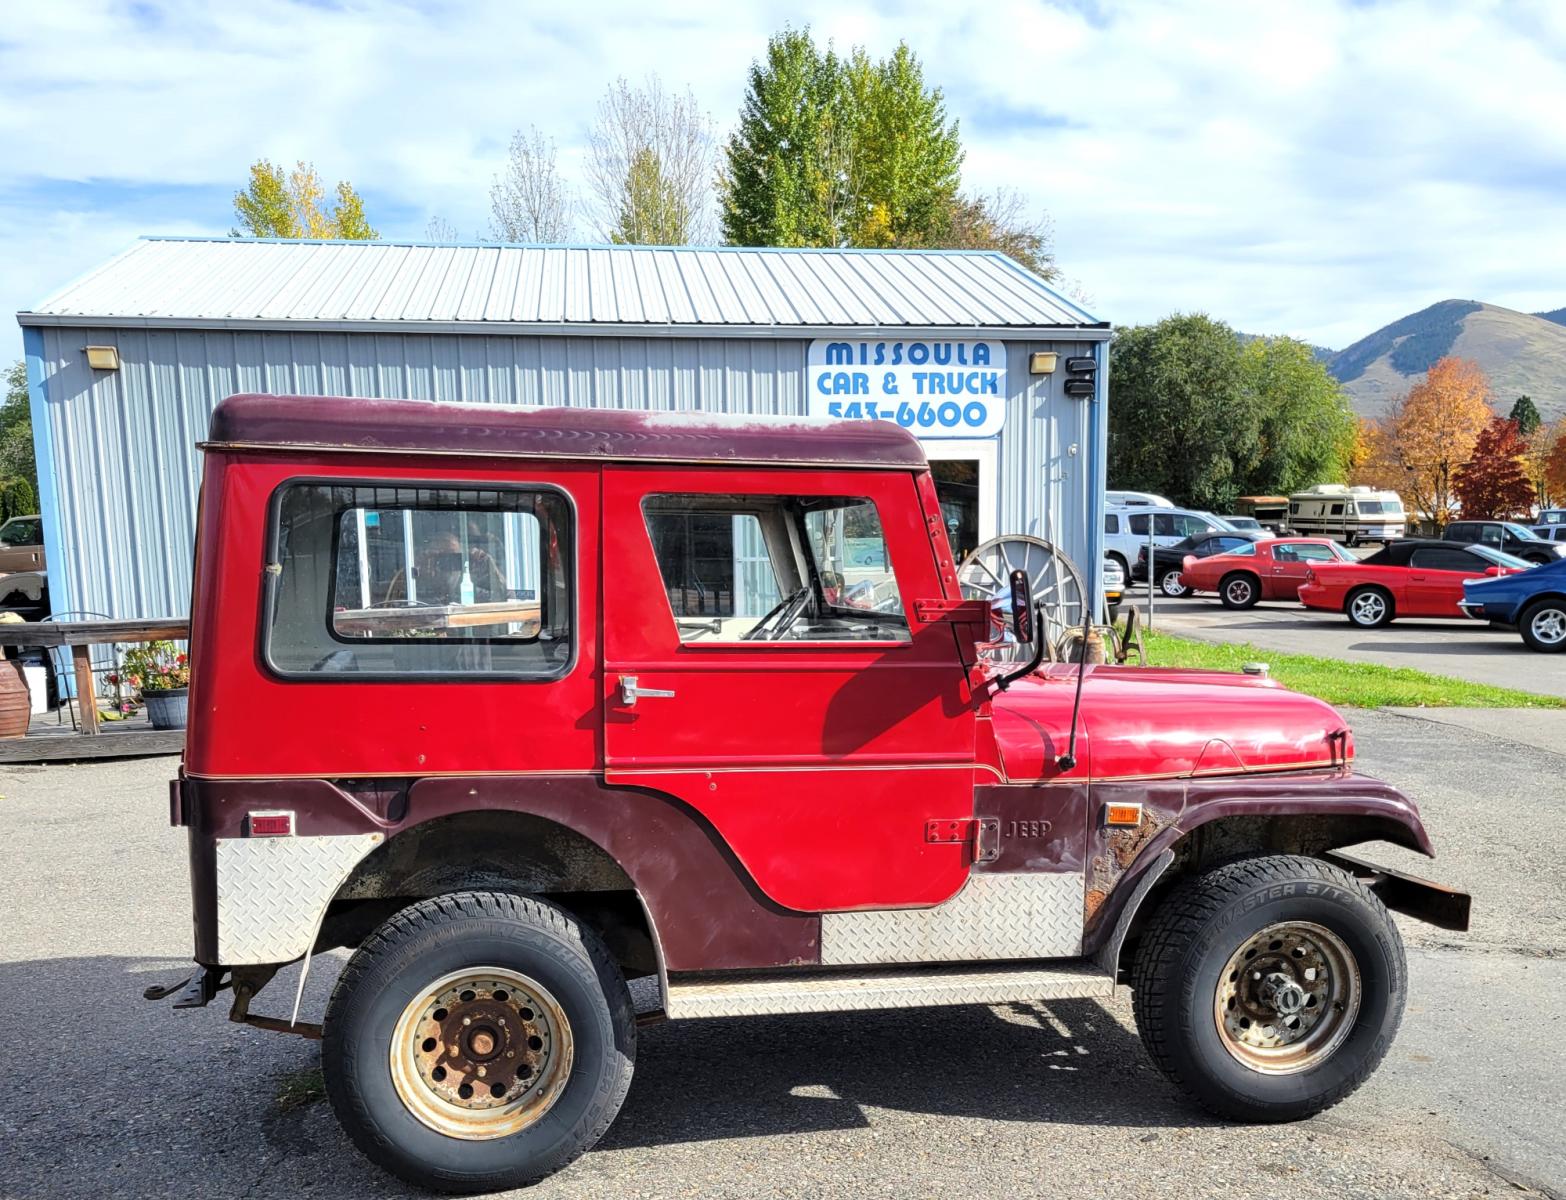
[[807, 340, 1007, 438]]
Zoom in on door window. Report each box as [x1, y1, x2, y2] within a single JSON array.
[[1153, 513, 1177, 537], [265, 482, 573, 678], [642, 494, 910, 643], [1290, 543, 1340, 562], [1329, 503, 1344, 516], [0, 519, 38, 545], [1127, 513, 1150, 536]]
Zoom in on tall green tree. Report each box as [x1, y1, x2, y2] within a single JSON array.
[[1108, 315, 1259, 511], [1509, 394, 1542, 437], [232, 160, 379, 239], [0, 361, 36, 520], [1238, 336, 1357, 496], [721, 28, 846, 247], [838, 43, 962, 248], [722, 30, 1047, 269]]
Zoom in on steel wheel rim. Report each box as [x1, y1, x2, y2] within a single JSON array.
[[1531, 607, 1566, 644], [390, 967, 574, 1140], [1351, 593, 1384, 623], [1225, 578, 1253, 605], [1213, 921, 1361, 1075]]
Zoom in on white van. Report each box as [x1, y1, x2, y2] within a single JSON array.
[[1286, 484, 1405, 544], [1103, 505, 1233, 573]]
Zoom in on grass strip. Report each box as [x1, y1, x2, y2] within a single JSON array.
[[1141, 630, 1566, 709]]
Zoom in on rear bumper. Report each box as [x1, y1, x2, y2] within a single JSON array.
[[1297, 583, 1332, 610], [1457, 599, 1491, 621]]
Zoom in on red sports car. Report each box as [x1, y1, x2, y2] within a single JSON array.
[[1179, 537, 1354, 608], [1296, 538, 1526, 627]]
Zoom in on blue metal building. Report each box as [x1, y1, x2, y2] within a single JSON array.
[[18, 237, 1109, 624]]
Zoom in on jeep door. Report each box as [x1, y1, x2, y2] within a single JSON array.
[[600, 465, 978, 914]]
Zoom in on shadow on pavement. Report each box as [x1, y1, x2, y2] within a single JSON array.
[[0, 955, 1199, 1198]]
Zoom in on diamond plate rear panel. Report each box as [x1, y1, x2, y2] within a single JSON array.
[[666, 961, 1112, 1019], [820, 872, 1083, 966], [216, 833, 382, 964]]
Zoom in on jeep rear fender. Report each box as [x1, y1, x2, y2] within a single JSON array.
[[185, 774, 821, 976]]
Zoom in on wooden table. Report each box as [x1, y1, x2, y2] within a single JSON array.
[[0, 618, 189, 737]]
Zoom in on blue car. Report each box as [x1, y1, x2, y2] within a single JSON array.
[[1460, 557, 1566, 652]]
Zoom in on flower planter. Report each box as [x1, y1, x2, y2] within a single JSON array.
[[143, 687, 189, 730], [0, 658, 30, 738]]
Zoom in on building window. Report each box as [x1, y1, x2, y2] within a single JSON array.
[[642, 493, 909, 643], [265, 482, 573, 678]]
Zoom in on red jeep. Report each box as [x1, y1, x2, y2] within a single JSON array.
[[156, 394, 1468, 1193]]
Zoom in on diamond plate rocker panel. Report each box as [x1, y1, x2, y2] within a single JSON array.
[[666, 961, 1113, 1019], [216, 833, 382, 964], [820, 872, 1084, 966]]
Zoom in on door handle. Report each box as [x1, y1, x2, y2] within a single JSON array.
[[618, 675, 675, 706]]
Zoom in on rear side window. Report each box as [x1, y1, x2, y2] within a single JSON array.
[[1410, 546, 1482, 572], [265, 482, 574, 678], [1105, 514, 1119, 534]]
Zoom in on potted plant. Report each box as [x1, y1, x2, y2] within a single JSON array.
[[119, 641, 191, 730]]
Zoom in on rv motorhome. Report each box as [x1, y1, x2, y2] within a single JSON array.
[[1286, 485, 1405, 544]]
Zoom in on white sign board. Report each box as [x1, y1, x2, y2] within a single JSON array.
[[807, 340, 1007, 439]]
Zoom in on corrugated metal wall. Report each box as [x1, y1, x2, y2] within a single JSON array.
[[29, 326, 1099, 621]]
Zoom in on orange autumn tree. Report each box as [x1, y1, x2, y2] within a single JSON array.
[[1349, 413, 1403, 489], [1453, 416, 1534, 518], [1527, 418, 1566, 508], [1388, 357, 1494, 528], [1548, 429, 1566, 506]]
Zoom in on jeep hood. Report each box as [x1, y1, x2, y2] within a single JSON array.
[[988, 663, 1352, 782]]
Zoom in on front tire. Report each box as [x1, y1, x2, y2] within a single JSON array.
[[1219, 573, 1260, 609], [1344, 586, 1393, 628], [1132, 855, 1405, 1123], [1160, 568, 1189, 598], [323, 892, 635, 1194], [1519, 598, 1566, 652]]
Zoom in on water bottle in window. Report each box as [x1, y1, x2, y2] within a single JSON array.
[[459, 561, 475, 607]]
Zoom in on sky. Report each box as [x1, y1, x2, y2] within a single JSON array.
[[2, 0, 1564, 354]]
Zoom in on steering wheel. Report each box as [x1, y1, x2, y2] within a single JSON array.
[[742, 587, 812, 641]]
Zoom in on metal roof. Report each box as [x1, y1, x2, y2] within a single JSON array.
[[19, 236, 1102, 336], [207, 393, 929, 469]]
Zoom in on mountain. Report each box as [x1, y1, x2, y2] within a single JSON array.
[[1327, 300, 1566, 421]]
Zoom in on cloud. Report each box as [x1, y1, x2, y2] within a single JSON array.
[[3, 0, 1564, 353]]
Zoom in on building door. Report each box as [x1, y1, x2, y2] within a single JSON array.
[[922, 439, 997, 566], [599, 464, 979, 914]]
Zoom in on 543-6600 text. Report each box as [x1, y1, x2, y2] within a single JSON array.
[[825, 399, 991, 430]]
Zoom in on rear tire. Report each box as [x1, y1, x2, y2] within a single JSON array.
[[1344, 586, 1393, 628], [1518, 598, 1566, 652], [1219, 573, 1260, 610], [1132, 855, 1405, 1123], [323, 892, 635, 1194]]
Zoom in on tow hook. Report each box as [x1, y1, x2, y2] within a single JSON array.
[[143, 965, 225, 1008]]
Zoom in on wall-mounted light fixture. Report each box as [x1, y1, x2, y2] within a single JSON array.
[[84, 346, 120, 371], [1028, 351, 1058, 375]]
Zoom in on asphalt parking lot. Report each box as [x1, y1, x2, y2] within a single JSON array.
[[2, 713, 1562, 1200], [1146, 591, 1566, 699]]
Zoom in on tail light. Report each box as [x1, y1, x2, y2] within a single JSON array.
[[1136, 547, 1146, 563], [1304, 569, 1316, 585]]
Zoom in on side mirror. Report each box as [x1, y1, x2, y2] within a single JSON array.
[[1009, 569, 1034, 643]]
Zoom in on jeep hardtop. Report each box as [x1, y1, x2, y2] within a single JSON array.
[[154, 393, 1470, 1193]]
